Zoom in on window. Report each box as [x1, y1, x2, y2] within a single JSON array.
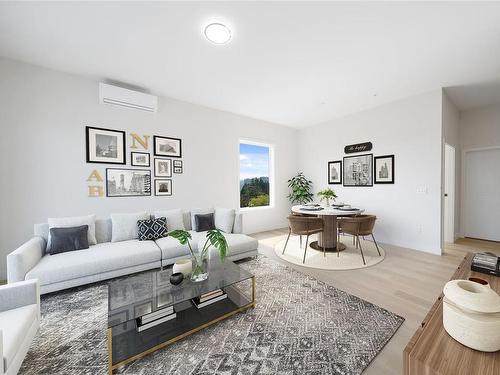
[[239, 140, 273, 209]]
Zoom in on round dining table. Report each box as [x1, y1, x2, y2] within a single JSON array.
[[291, 205, 364, 252]]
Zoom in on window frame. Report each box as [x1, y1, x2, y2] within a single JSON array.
[[238, 139, 275, 210]]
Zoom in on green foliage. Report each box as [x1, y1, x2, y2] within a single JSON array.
[[287, 172, 313, 205], [168, 229, 228, 262], [167, 230, 192, 245], [248, 194, 269, 207], [206, 229, 228, 261], [240, 177, 269, 207], [317, 188, 337, 205]]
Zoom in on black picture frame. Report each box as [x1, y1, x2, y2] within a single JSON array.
[[328, 160, 342, 184], [154, 158, 172, 177], [343, 153, 373, 187], [86, 126, 126, 164], [153, 136, 182, 158], [106, 168, 151, 197], [374, 154, 395, 184], [173, 167, 183, 174], [173, 160, 183, 167], [154, 179, 173, 196], [130, 152, 150, 167]]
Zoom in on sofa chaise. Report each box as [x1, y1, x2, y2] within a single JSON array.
[[7, 210, 258, 295]]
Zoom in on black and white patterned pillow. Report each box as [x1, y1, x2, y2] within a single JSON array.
[[137, 217, 168, 241]]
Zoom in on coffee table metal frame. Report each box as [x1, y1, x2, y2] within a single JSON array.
[[107, 266, 255, 374]]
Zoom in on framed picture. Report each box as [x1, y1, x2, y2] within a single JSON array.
[[106, 168, 151, 197], [343, 153, 373, 187], [155, 179, 172, 196], [173, 160, 182, 167], [328, 160, 342, 184], [86, 126, 126, 164], [131, 152, 150, 167], [173, 167, 183, 174], [154, 136, 182, 158], [154, 158, 172, 177], [374, 155, 395, 184]]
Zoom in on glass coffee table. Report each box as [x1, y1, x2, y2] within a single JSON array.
[[107, 260, 255, 374]]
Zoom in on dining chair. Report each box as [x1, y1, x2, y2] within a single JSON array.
[[283, 215, 325, 263], [337, 215, 380, 265]]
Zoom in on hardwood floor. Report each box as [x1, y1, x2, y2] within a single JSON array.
[[249, 229, 496, 375]]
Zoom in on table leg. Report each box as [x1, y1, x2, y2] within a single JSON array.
[[310, 215, 347, 252]]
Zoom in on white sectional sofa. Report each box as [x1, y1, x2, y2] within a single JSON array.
[[7, 211, 258, 295]]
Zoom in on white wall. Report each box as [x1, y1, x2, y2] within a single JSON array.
[[298, 91, 443, 254], [442, 92, 461, 241], [459, 104, 500, 237], [0, 58, 298, 279]]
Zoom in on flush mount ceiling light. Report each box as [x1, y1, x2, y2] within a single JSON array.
[[204, 22, 232, 44]]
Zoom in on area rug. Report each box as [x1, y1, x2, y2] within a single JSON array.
[[275, 234, 385, 270], [20, 255, 404, 375]]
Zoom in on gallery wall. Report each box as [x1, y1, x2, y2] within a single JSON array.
[[0, 57, 298, 279], [297, 90, 444, 254]]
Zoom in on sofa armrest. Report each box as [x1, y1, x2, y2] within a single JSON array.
[[233, 213, 243, 234], [0, 279, 40, 316], [7, 237, 45, 283]]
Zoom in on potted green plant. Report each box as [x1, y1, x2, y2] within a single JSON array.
[[317, 188, 337, 206], [168, 229, 228, 282], [287, 172, 314, 205]]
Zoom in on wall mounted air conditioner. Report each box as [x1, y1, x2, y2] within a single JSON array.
[[99, 82, 158, 112]]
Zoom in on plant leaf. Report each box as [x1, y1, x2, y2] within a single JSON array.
[[206, 229, 228, 261]]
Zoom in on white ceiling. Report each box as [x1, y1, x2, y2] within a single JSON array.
[[1, 2, 500, 127]]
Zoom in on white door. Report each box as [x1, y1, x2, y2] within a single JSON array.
[[444, 144, 455, 243], [464, 148, 500, 241]]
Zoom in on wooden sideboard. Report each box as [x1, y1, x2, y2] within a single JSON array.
[[404, 253, 500, 375]]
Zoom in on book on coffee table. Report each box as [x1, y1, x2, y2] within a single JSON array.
[[192, 290, 228, 309]]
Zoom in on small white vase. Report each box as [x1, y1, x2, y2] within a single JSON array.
[[172, 259, 192, 277]]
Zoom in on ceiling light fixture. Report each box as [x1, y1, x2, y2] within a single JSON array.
[[204, 22, 232, 44]]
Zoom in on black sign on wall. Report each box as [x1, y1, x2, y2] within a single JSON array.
[[344, 142, 373, 154]]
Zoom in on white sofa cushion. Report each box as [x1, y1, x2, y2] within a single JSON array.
[[215, 208, 235, 233], [48, 214, 96, 249], [215, 233, 258, 257], [155, 236, 191, 259], [0, 304, 38, 371], [25, 240, 160, 286], [190, 208, 214, 231], [154, 209, 185, 231], [111, 212, 149, 242]]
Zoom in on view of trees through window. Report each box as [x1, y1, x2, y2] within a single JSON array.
[[239, 142, 271, 208]]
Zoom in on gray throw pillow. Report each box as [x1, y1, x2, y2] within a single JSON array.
[[190, 208, 214, 230], [47, 214, 96, 250], [194, 213, 216, 232], [49, 225, 89, 255]]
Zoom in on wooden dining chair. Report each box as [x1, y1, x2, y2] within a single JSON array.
[[283, 215, 325, 263], [337, 215, 380, 265]]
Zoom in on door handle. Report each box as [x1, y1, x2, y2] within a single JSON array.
[[444, 194, 448, 197]]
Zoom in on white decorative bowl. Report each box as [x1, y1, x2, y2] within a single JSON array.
[[443, 279, 500, 352], [172, 259, 192, 277]]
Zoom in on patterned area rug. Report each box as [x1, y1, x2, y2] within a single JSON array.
[[20, 255, 404, 375]]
